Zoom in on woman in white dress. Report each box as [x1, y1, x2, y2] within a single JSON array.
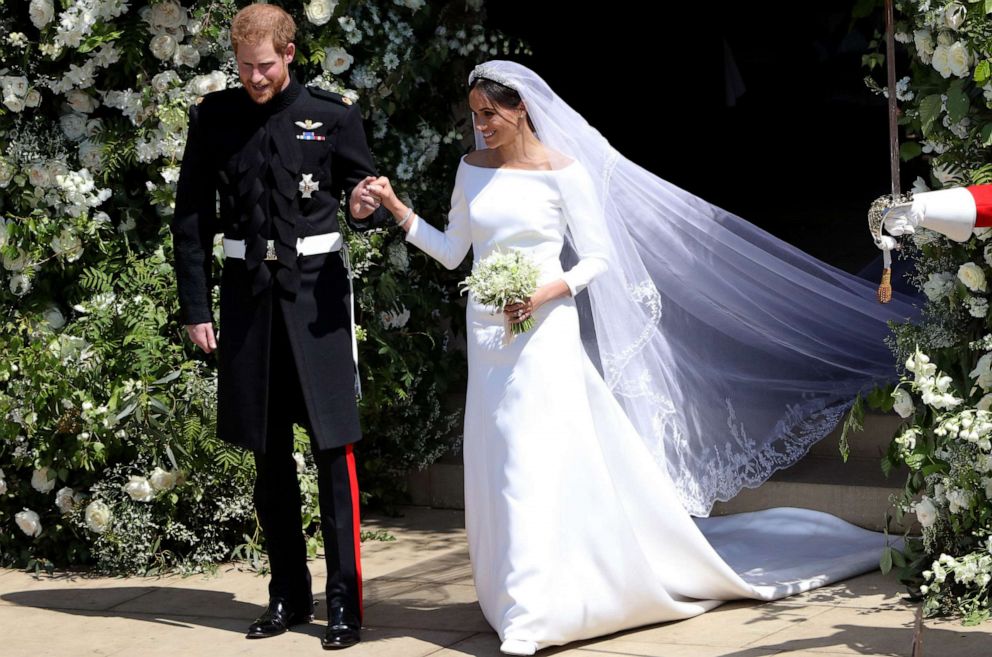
[[366, 61, 917, 655]]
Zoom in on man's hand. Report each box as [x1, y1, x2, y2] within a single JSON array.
[[186, 323, 218, 353], [883, 202, 925, 237], [349, 176, 380, 220]]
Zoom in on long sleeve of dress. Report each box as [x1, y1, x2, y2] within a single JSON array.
[[405, 165, 472, 270], [557, 163, 609, 296]]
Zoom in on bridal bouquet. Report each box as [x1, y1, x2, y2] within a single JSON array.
[[460, 250, 540, 335]]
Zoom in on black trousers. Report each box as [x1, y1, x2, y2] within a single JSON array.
[[252, 300, 363, 621]]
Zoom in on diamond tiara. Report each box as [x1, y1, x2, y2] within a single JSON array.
[[468, 64, 518, 91]]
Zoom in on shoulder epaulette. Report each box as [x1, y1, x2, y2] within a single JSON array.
[[308, 86, 355, 107]]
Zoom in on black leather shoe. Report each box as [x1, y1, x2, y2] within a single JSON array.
[[321, 606, 361, 649], [246, 598, 314, 639]]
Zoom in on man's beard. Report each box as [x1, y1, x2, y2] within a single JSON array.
[[243, 67, 288, 105]]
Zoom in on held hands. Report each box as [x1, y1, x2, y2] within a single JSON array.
[[186, 322, 217, 353], [366, 176, 402, 215], [350, 176, 381, 220]]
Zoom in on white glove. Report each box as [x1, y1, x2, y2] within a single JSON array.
[[882, 201, 925, 237], [875, 235, 897, 250]]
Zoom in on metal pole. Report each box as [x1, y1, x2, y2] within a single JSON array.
[[885, 0, 900, 196]]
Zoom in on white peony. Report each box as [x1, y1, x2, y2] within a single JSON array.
[[78, 140, 103, 171], [149, 467, 178, 491], [932, 44, 953, 78], [958, 262, 987, 292], [66, 89, 98, 113], [60, 112, 88, 141], [173, 44, 201, 68], [149, 34, 177, 61], [28, 0, 55, 28], [84, 500, 111, 533], [3, 94, 25, 112], [293, 452, 306, 473], [124, 475, 154, 502], [915, 496, 938, 528], [51, 229, 83, 262], [189, 71, 227, 97], [322, 47, 354, 75], [147, 0, 187, 33], [892, 388, 915, 418], [55, 487, 77, 514], [15, 509, 42, 537], [151, 70, 180, 93], [43, 306, 66, 331], [945, 2, 967, 30], [24, 88, 42, 108], [948, 41, 970, 78], [305, 0, 337, 25], [31, 467, 56, 494]]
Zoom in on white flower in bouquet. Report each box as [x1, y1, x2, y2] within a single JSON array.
[[55, 486, 78, 514], [461, 249, 541, 336], [27, 160, 53, 188], [51, 229, 83, 262], [3, 94, 25, 112], [971, 353, 992, 391], [400, 0, 427, 10], [323, 47, 354, 75], [0, 467, 7, 495], [15, 509, 42, 537], [293, 452, 306, 473], [29, 0, 54, 28], [147, 0, 187, 34], [306, 0, 338, 25], [174, 44, 201, 68], [24, 88, 42, 108], [983, 477, 992, 499], [124, 475, 155, 502], [91, 42, 121, 68], [893, 388, 916, 418], [43, 305, 66, 331], [150, 34, 177, 61], [0, 158, 14, 188], [968, 296, 989, 318], [919, 373, 962, 410], [78, 140, 103, 172], [46, 159, 69, 183], [947, 487, 974, 513], [85, 117, 103, 138], [380, 306, 411, 329], [923, 271, 954, 300], [932, 44, 953, 77], [149, 467, 178, 492], [914, 29, 935, 61], [948, 41, 970, 77], [945, 2, 967, 29], [915, 496, 938, 528], [84, 499, 111, 533], [60, 112, 88, 141], [387, 241, 410, 271], [189, 71, 227, 97], [3, 249, 29, 272], [152, 70, 180, 94], [66, 89, 98, 113], [31, 467, 56, 494]]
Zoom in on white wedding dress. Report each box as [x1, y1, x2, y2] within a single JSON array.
[[404, 157, 888, 653]]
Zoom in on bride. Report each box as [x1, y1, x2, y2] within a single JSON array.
[[365, 61, 917, 655]]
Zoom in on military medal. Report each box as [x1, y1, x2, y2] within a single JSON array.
[[299, 173, 319, 199], [295, 119, 326, 141]]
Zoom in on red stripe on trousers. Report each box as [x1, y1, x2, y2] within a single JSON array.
[[345, 444, 363, 619]]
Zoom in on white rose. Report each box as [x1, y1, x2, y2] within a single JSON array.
[[0, 159, 15, 188], [305, 0, 337, 25], [148, 0, 187, 32], [55, 487, 77, 514], [932, 44, 953, 78], [149, 34, 177, 61], [322, 47, 354, 75], [84, 500, 111, 533], [51, 229, 83, 262], [60, 112, 88, 141], [31, 467, 56, 494], [3, 94, 25, 113], [174, 44, 201, 68], [15, 509, 42, 537], [149, 467, 177, 491], [43, 305, 65, 330], [27, 160, 51, 188], [124, 475, 155, 502], [893, 388, 915, 419], [24, 88, 42, 108], [958, 262, 987, 292], [915, 497, 938, 528], [151, 70, 180, 94], [293, 452, 306, 473], [3, 249, 29, 272], [66, 89, 98, 113], [948, 41, 970, 78], [78, 140, 103, 171], [29, 0, 55, 28], [46, 159, 68, 181], [945, 2, 967, 30], [190, 71, 227, 97]]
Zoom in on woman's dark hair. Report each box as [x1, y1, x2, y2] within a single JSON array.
[[469, 77, 536, 133]]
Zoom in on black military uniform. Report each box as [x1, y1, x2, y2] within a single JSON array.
[[171, 76, 389, 642]]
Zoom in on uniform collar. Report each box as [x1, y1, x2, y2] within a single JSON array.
[[251, 75, 303, 115]]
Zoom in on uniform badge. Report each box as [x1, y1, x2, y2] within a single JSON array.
[[299, 173, 319, 199], [295, 119, 326, 141]]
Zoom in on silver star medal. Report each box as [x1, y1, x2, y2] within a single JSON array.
[[299, 173, 319, 199]]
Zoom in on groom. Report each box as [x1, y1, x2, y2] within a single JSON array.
[[171, 3, 389, 649]]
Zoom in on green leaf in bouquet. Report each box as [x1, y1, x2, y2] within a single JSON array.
[[899, 142, 922, 162], [880, 546, 894, 574], [919, 94, 943, 137], [945, 82, 970, 124], [975, 60, 992, 84]]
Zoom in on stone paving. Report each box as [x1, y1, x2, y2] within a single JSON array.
[[0, 507, 987, 657]]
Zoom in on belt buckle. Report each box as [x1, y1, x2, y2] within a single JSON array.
[[264, 240, 277, 261]]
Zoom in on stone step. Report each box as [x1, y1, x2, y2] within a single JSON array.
[[809, 410, 904, 461]]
